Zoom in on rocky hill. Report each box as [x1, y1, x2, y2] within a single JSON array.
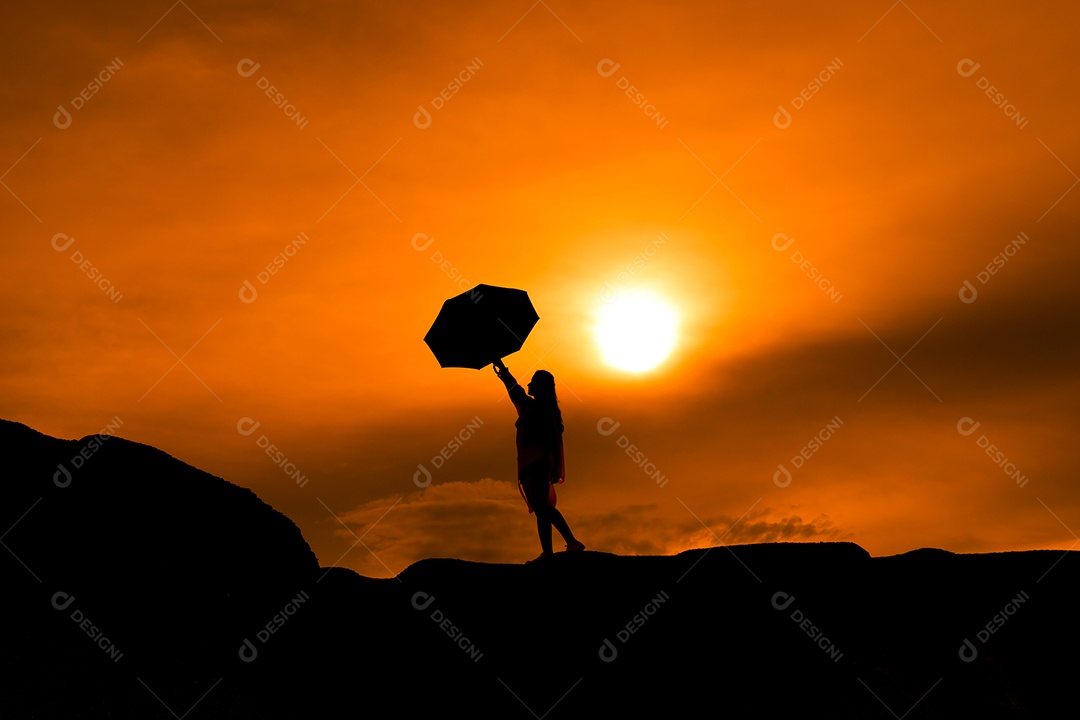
[[2, 419, 1074, 718]]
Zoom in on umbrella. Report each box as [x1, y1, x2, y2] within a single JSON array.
[[424, 284, 539, 369]]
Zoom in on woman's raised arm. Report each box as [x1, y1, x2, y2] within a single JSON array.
[[493, 359, 525, 401]]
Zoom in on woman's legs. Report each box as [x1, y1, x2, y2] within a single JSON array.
[[522, 463, 578, 553], [548, 507, 576, 546], [535, 511, 554, 555], [523, 473, 555, 554], [534, 506, 578, 552]]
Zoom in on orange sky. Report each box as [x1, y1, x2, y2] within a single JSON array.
[[3, 1, 1079, 577]]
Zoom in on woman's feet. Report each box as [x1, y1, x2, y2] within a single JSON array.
[[526, 542, 584, 563]]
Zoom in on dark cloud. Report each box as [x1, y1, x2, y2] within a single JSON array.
[[330, 479, 844, 577]]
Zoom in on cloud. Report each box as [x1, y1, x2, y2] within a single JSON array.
[[333, 478, 538, 575], [329, 478, 845, 577], [518, 498, 848, 558]]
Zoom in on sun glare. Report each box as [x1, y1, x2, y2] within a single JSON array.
[[595, 290, 679, 373]]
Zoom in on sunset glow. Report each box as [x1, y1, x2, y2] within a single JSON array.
[[595, 290, 679, 372], [2, 1, 1079, 580]]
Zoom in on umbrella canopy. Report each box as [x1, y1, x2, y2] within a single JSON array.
[[424, 284, 539, 369]]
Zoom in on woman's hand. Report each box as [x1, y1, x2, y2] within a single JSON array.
[[493, 359, 515, 388]]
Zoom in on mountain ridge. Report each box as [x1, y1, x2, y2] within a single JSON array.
[[3, 418, 1075, 718]]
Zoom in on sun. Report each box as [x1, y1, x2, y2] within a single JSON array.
[[595, 290, 679, 373]]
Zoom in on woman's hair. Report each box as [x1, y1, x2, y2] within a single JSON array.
[[530, 370, 563, 433]]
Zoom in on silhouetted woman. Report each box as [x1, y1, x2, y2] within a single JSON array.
[[493, 359, 584, 562]]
